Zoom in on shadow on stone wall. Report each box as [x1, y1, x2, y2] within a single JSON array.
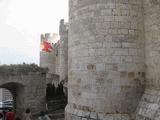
[[46, 82, 65, 99]]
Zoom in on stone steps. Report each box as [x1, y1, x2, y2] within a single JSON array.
[[48, 109, 64, 120], [47, 99, 67, 103], [46, 96, 67, 120], [48, 105, 66, 111], [47, 101, 67, 111]]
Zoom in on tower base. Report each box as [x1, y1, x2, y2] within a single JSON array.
[[136, 89, 160, 120], [65, 104, 134, 120]]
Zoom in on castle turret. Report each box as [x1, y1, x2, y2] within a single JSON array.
[[66, 0, 145, 120], [59, 19, 69, 96], [59, 19, 68, 83], [40, 33, 59, 74]]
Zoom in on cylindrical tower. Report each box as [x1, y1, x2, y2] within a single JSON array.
[[66, 0, 145, 120], [136, 1, 160, 120]]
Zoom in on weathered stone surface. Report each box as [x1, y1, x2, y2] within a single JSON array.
[[65, 105, 132, 120], [66, 0, 145, 119], [0, 64, 46, 116], [0, 64, 47, 75], [59, 19, 68, 85], [40, 33, 57, 74], [136, 89, 160, 120], [61, 0, 160, 120], [135, 0, 160, 120]]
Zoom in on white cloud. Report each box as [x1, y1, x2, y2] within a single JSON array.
[[6, 0, 68, 34], [0, 0, 68, 65]]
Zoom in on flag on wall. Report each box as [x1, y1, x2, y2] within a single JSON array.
[[41, 40, 53, 52]]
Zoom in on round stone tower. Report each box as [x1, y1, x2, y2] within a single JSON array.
[[66, 0, 145, 120], [136, 1, 160, 120]]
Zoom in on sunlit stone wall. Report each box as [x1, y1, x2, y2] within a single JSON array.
[[66, 0, 145, 120], [59, 19, 68, 83], [136, 0, 160, 120]]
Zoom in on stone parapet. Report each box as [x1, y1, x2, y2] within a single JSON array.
[[0, 64, 46, 116], [0, 64, 47, 75]]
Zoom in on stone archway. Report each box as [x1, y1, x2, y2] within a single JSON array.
[[0, 64, 47, 116], [0, 82, 25, 114]]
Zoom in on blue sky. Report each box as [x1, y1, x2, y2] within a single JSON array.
[[0, 0, 68, 65]]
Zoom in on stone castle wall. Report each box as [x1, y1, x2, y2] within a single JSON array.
[[40, 51, 56, 74], [40, 33, 58, 74], [39, 30, 68, 104], [0, 64, 47, 116], [66, 0, 145, 120], [59, 19, 68, 83], [46, 73, 59, 87], [136, 0, 160, 120], [38, 1, 160, 119], [40, 21, 69, 90]]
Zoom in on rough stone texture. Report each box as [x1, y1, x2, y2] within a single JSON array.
[[136, 89, 160, 120], [144, 0, 160, 89], [0, 64, 47, 116], [65, 105, 132, 120], [46, 73, 59, 87], [59, 19, 68, 83], [40, 51, 56, 74], [40, 22, 69, 89], [55, 44, 61, 75], [135, 0, 160, 120], [40, 33, 62, 86], [59, 19, 69, 96], [66, 0, 145, 120], [40, 33, 58, 74]]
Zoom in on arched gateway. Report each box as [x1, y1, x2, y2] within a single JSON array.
[[0, 64, 47, 116]]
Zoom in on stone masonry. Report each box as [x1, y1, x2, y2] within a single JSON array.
[[59, 19, 69, 96], [59, 19, 68, 83], [40, 33, 58, 75], [40, 21, 69, 95], [0, 64, 47, 116], [40, 33, 61, 86], [136, 0, 160, 120], [65, 0, 160, 120]]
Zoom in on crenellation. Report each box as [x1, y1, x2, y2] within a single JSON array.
[[0, 64, 47, 76]]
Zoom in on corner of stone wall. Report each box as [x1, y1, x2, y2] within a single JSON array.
[[135, 89, 160, 120]]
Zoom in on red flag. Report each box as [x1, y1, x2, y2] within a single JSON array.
[[41, 41, 53, 52]]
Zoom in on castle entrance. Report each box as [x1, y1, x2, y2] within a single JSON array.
[[0, 82, 24, 113], [0, 64, 47, 116]]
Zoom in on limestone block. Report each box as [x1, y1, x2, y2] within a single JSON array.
[[71, 114, 81, 120], [82, 118, 87, 120], [90, 112, 97, 119]]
